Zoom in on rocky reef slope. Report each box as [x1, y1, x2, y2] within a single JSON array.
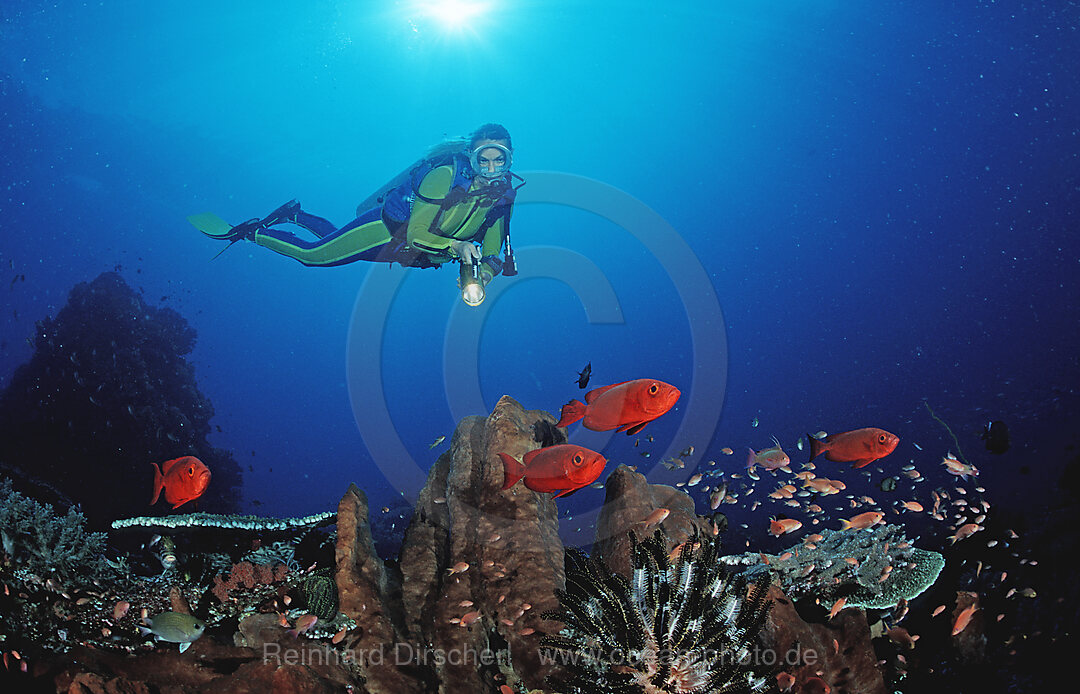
[[4, 396, 898, 693]]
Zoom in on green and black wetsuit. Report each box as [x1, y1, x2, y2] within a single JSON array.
[[249, 162, 511, 282]]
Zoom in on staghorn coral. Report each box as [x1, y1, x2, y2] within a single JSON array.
[[541, 529, 772, 694], [758, 524, 945, 609], [0, 477, 109, 583]]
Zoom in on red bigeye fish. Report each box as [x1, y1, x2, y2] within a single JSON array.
[[555, 379, 681, 435], [150, 456, 211, 509], [807, 428, 899, 469], [497, 444, 607, 499]]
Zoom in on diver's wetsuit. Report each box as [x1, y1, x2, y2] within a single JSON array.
[[252, 165, 510, 282]]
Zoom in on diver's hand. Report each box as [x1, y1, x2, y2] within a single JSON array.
[[455, 273, 488, 290], [449, 240, 481, 265]]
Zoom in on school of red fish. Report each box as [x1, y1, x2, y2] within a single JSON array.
[[654, 422, 1038, 680], [457, 377, 1039, 682]]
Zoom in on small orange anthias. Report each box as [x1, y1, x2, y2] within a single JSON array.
[[555, 379, 681, 435], [806, 427, 899, 469], [498, 444, 607, 499], [150, 456, 211, 509]]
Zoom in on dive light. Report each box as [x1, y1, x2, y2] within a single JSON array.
[[460, 260, 485, 307]]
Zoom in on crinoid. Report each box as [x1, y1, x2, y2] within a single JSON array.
[[542, 529, 773, 693]]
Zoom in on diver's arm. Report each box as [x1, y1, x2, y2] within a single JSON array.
[[479, 211, 507, 258], [477, 209, 510, 283], [405, 166, 458, 257], [479, 256, 502, 284]]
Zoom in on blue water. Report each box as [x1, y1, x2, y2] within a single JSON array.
[[1, 0, 1077, 548]]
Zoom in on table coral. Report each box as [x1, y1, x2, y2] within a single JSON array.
[[754, 523, 945, 609]]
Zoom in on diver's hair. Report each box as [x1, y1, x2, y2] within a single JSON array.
[[425, 138, 469, 160], [468, 123, 512, 150], [424, 123, 513, 160]]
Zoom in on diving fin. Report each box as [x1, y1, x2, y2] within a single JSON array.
[[188, 212, 261, 259], [189, 199, 297, 241], [209, 240, 240, 260], [187, 212, 236, 240], [189, 200, 299, 259]]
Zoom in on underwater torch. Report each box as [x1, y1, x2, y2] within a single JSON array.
[[459, 259, 486, 307]]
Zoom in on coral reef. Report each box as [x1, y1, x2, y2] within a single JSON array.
[[541, 528, 773, 694], [334, 482, 420, 693], [0, 477, 110, 584], [758, 584, 890, 694], [244, 539, 302, 571], [1, 395, 907, 693], [46, 634, 357, 693], [950, 590, 987, 662], [0, 548, 161, 663], [210, 560, 290, 602], [110, 510, 333, 582], [111, 511, 336, 532], [301, 569, 339, 621], [753, 523, 945, 609], [0, 272, 242, 527], [855, 546, 945, 609], [396, 395, 575, 692], [592, 464, 715, 580], [0, 477, 137, 664], [0, 497, 342, 684]]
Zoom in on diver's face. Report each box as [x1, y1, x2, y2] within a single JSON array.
[[472, 139, 510, 182]]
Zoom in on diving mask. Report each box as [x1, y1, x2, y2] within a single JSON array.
[[470, 142, 512, 179]]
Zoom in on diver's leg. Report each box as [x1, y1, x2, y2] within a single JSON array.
[[253, 210, 394, 267], [262, 199, 301, 225], [293, 211, 337, 238], [191, 200, 333, 245], [260, 200, 337, 238], [200, 200, 304, 243]]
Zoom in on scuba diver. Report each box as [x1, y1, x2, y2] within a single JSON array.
[[188, 123, 522, 305]]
